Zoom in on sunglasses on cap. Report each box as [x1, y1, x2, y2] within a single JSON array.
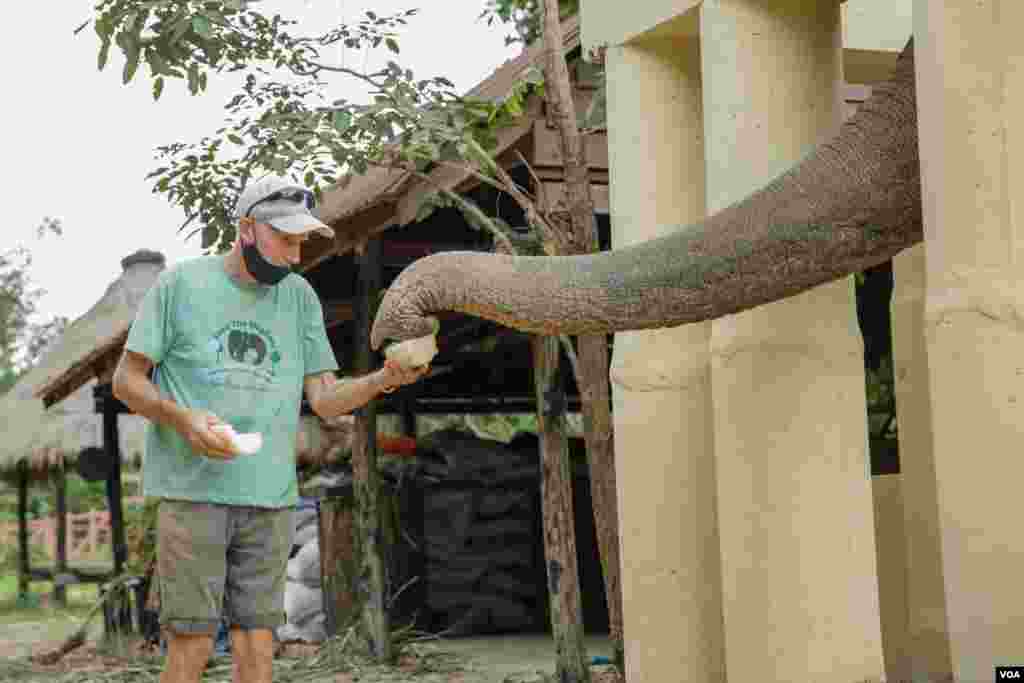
[[244, 188, 316, 217]]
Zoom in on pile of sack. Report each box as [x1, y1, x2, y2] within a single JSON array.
[[277, 500, 327, 643]]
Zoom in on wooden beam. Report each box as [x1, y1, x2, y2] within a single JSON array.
[[299, 234, 337, 274], [54, 461, 68, 607], [538, 182, 609, 214], [351, 236, 393, 662], [17, 462, 30, 602], [531, 120, 609, 170], [532, 336, 590, 683], [394, 113, 538, 227], [31, 567, 115, 584], [324, 301, 355, 330], [333, 203, 399, 257]]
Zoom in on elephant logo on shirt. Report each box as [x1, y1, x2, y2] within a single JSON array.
[[227, 329, 268, 366]]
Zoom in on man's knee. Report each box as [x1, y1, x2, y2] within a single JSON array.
[[166, 631, 215, 671], [229, 626, 275, 659]]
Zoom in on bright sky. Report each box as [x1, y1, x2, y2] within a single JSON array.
[[2, 0, 519, 326]]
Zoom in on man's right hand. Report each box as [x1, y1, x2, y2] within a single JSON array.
[[175, 410, 240, 460]]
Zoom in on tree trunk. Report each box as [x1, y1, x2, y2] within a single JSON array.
[[352, 237, 393, 663], [539, 0, 624, 666], [533, 335, 591, 683]]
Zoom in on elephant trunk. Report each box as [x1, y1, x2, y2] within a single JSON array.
[[371, 40, 920, 349]]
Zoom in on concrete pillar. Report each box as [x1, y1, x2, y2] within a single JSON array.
[[891, 244, 954, 682], [606, 35, 725, 683], [913, 2, 1024, 679], [700, 1, 884, 681], [872, 473, 912, 683]]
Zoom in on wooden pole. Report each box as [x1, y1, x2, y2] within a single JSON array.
[[54, 458, 68, 606], [352, 237, 392, 662], [101, 383, 131, 635], [102, 387, 127, 575], [17, 462, 30, 602], [533, 336, 590, 683], [318, 493, 360, 637], [400, 399, 417, 438]]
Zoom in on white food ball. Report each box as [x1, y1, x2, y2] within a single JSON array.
[[384, 334, 438, 369], [212, 424, 264, 455]]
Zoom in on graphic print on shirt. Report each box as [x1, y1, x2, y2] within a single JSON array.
[[204, 320, 283, 391]]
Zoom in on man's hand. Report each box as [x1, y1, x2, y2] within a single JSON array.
[[175, 410, 240, 460], [375, 359, 429, 393]]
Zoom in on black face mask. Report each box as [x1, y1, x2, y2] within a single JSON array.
[[242, 239, 291, 286]]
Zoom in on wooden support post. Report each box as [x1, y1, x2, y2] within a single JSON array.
[[54, 459, 68, 607], [101, 384, 131, 635], [532, 336, 590, 683], [319, 494, 360, 637], [400, 399, 417, 438], [352, 237, 392, 662], [102, 388, 127, 575], [17, 462, 30, 602]]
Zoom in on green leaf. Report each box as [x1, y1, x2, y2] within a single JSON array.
[[385, 38, 399, 54], [98, 39, 112, 71], [304, 170, 315, 186], [187, 64, 199, 95], [191, 15, 212, 38], [227, 134, 244, 145], [332, 110, 352, 133], [414, 197, 438, 224], [153, 76, 165, 101], [123, 42, 141, 84]]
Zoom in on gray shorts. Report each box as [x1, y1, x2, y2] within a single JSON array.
[[156, 499, 294, 635]]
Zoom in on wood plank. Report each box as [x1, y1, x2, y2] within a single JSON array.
[[531, 120, 609, 170], [351, 236, 393, 662], [532, 336, 590, 683], [538, 182, 609, 215]]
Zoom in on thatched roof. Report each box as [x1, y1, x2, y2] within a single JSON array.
[[0, 250, 165, 482]]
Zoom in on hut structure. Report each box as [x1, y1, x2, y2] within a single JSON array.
[[0, 250, 163, 602]]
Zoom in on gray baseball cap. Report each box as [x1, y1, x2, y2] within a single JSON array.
[[234, 175, 335, 239]]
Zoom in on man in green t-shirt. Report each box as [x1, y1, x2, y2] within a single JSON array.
[[113, 175, 426, 683]]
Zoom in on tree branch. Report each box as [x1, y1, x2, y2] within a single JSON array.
[[464, 138, 560, 250]]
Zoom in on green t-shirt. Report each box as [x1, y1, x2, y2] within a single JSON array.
[[125, 256, 338, 508]]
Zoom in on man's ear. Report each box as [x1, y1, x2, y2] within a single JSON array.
[[238, 217, 257, 244]]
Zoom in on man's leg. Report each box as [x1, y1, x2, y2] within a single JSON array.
[[223, 505, 293, 683], [229, 627, 275, 683], [156, 499, 230, 683], [160, 633, 215, 683]]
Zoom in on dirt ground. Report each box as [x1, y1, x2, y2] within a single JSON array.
[[0, 625, 622, 683]]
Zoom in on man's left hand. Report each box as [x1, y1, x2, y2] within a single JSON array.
[[376, 359, 429, 393]]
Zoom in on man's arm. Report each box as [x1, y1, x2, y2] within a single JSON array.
[[113, 350, 237, 459], [304, 362, 427, 420]]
